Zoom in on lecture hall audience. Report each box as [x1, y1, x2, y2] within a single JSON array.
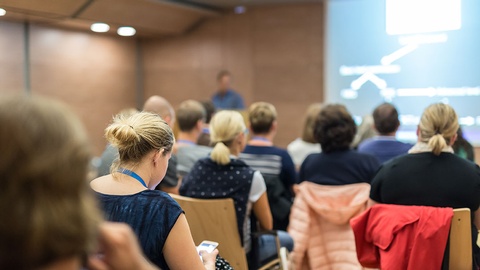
[[180, 110, 294, 268], [0, 96, 163, 270], [240, 102, 297, 231], [90, 112, 217, 270], [358, 103, 412, 163], [369, 103, 480, 268], [197, 100, 216, 147]]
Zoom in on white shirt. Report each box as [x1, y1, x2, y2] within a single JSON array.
[[287, 138, 321, 167]]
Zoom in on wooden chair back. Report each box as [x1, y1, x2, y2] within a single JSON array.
[[449, 208, 472, 270], [170, 194, 248, 270]]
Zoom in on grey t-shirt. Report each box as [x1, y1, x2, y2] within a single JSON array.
[[176, 145, 212, 176]]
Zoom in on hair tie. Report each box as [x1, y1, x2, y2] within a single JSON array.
[[129, 125, 134, 129], [435, 130, 441, 135]]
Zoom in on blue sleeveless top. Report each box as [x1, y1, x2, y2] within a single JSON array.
[[96, 190, 183, 270], [180, 157, 254, 243]]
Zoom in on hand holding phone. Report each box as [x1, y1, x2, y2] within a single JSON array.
[[197, 240, 219, 254]]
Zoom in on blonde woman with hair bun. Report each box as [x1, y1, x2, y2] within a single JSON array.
[[91, 112, 218, 270], [181, 110, 292, 268], [369, 103, 480, 268]]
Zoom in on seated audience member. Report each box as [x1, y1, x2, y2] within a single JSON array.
[[300, 104, 380, 185], [98, 107, 138, 176], [175, 100, 212, 176], [98, 95, 180, 194], [90, 112, 217, 270], [370, 103, 480, 268], [287, 103, 323, 169], [212, 70, 245, 110], [197, 100, 216, 146], [453, 127, 475, 162], [358, 103, 412, 163], [0, 96, 164, 270], [351, 115, 376, 149], [180, 110, 294, 267], [241, 102, 296, 230]]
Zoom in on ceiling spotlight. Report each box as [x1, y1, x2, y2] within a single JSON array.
[[0, 8, 6, 16], [117, 26, 136, 37], [90, 23, 110, 33], [234, 6, 246, 14]]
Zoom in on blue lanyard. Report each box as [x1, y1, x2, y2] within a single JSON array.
[[251, 136, 271, 143], [117, 168, 148, 188], [177, 139, 196, 145]]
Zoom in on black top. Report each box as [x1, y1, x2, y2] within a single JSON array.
[[96, 190, 183, 270], [370, 152, 480, 210], [299, 150, 380, 185], [370, 152, 480, 268]]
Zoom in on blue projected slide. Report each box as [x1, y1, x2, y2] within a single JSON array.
[[325, 0, 480, 143]]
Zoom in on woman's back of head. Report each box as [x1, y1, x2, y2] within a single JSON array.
[[418, 103, 459, 155], [0, 95, 100, 270], [248, 102, 277, 134], [314, 104, 357, 153], [105, 111, 174, 173], [209, 110, 246, 165], [301, 103, 323, 143]]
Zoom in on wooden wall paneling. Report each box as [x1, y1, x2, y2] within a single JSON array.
[[0, 21, 24, 94], [142, 3, 325, 147], [29, 25, 137, 155]]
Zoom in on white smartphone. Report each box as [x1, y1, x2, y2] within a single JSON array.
[[197, 240, 219, 254]]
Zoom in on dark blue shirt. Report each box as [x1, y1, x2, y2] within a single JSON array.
[[96, 190, 183, 270], [212, 89, 245, 109], [299, 150, 380, 185], [358, 136, 413, 163]]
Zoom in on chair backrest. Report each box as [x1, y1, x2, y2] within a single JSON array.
[[170, 194, 248, 270], [449, 208, 472, 270]]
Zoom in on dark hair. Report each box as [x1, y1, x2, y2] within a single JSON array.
[[314, 104, 356, 153], [201, 100, 216, 124], [176, 100, 206, 132], [217, 70, 231, 81], [453, 127, 475, 161], [372, 103, 400, 135]]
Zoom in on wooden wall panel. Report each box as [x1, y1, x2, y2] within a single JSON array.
[[143, 3, 325, 147], [0, 21, 24, 94], [30, 25, 137, 155]]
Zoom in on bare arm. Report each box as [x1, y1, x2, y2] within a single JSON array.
[[163, 214, 216, 270], [253, 192, 273, 231]]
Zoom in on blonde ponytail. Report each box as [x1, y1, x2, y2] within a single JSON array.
[[428, 134, 448, 155], [418, 103, 459, 156], [210, 142, 231, 165], [209, 110, 246, 165]]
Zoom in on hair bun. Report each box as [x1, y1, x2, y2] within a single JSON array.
[[105, 117, 141, 150]]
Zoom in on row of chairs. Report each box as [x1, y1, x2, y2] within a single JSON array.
[[171, 194, 472, 270]]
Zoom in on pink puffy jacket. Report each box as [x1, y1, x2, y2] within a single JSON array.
[[288, 182, 370, 270]]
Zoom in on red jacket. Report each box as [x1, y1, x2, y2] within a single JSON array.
[[350, 204, 453, 270]]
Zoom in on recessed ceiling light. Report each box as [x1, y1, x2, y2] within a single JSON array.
[[117, 26, 136, 37], [0, 8, 6, 16], [90, 23, 110, 33]]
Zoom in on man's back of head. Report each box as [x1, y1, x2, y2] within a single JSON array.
[[373, 103, 400, 136], [143, 95, 175, 127], [177, 100, 206, 132]]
